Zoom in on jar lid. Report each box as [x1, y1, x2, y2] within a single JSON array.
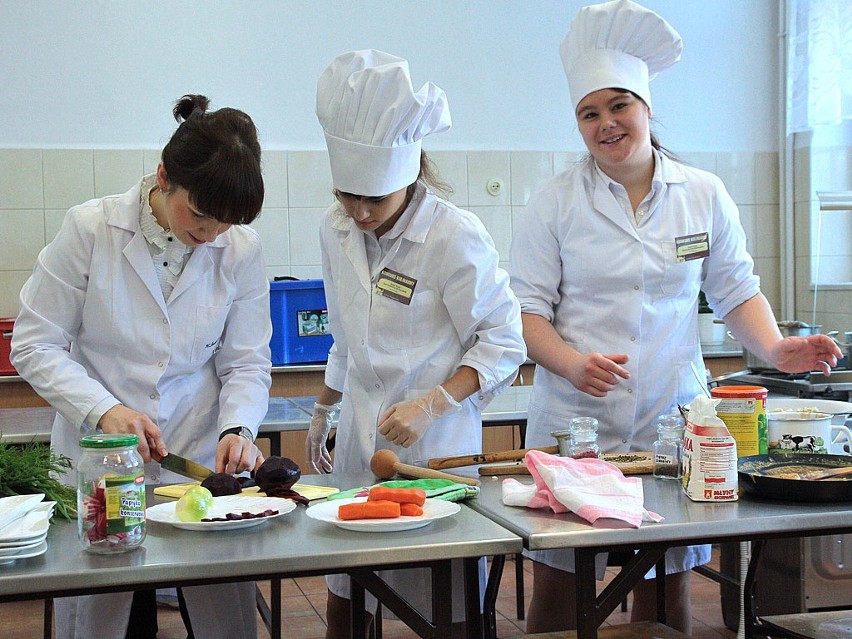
[[79, 433, 139, 448]]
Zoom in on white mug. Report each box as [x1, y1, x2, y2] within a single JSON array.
[[767, 410, 852, 455]]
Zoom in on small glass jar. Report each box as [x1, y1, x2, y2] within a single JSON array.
[[653, 414, 685, 480], [568, 416, 601, 459], [77, 434, 146, 553]]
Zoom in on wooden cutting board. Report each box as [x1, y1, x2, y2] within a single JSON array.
[[153, 482, 339, 501], [478, 451, 654, 476]]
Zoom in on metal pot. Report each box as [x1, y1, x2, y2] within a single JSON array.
[[730, 321, 822, 371]]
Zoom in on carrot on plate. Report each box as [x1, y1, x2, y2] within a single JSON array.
[[338, 500, 401, 521], [368, 486, 427, 506], [399, 503, 424, 517]]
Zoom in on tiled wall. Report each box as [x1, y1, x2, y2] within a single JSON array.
[[792, 143, 852, 333], [0, 148, 786, 324]]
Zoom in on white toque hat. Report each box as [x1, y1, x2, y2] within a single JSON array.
[[560, 0, 682, 112], [316, 49, 451, 197]]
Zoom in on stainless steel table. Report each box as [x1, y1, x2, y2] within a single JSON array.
[[0, 406, 55, 444], [468, 475, 852, 639], [0, 473, 521, 639]]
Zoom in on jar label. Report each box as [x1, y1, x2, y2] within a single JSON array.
[[104, 474, 146, 534]]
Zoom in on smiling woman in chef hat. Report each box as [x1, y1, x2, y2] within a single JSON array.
[[510, 1, 842, 635], [309, 50, 525, 638]]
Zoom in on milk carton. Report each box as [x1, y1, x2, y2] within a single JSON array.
[[682, 394, 738, 501]]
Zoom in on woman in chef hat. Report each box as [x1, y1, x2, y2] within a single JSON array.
[[12, 95, 270, 639], [309, 49, 526, 638], [510, 0, 842, 634]]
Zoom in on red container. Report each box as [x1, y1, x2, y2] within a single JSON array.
[[0, 317, 16, 375]]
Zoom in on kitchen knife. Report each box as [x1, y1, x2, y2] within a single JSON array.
[[155, 453, 214, 482]]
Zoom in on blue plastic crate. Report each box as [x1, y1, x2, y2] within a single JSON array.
[[269, 279, 333, 365]]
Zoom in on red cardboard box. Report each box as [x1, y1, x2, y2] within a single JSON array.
[[0, 317, 15, 375]]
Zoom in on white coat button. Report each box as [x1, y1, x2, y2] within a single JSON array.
[[627, 388, 633, 394], [162, 318, 168, 324], [150, 474, 159, 482], [375, 384, 380, 389], [630, 336, 636, 342], [158, 362, 164, 368], [622, 438, 628, 444], [634, 285, 640, 291], [149, 393, 157, 400]]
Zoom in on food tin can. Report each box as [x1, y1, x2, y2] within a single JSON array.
[[710, 385, 768, 457], [77, 434, 146, 553]]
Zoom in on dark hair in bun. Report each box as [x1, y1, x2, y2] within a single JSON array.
[[161, 94, 264, 225]]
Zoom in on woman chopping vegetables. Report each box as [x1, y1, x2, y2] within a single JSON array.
[[307, 49, 526, 638], [509, 0, 842, 634], [11, 94, 270, 639]]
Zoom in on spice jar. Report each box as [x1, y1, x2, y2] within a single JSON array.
[[568, 417, 601, 459], [653, 414, 685, 480], [77, 434, 146, 553]]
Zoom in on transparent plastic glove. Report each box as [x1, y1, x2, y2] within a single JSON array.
[[306, 402, 336, 473], [378, 385, 463, 448]]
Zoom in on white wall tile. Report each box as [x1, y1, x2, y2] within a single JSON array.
[[752, 204, 780, 259], [288, 151, 333, 209], [510, 152, 552, 206], [467, 151, 510, 207], [288, 207, 325, 266], [143, 149, 161, 174], [679, 152, 716, 174], [715, 152, 755, 205], [0, 149, 43, 209], [94, 150, 143, 197], [428, 151, 468, 207], [262, 150, 288, 208], [793, 146, 811, 203], [792, 200, 813, 259], [43, 149, 94, 210], [287, 265, 323, 280], [468, 206, 512, 261], [553, 152, 584, 175], [251, 207, 290, 267], [0, 271, 32, 317], [754, 151, 779, 205], [813, 255, 852, 287], [0, 210, 44, 269]]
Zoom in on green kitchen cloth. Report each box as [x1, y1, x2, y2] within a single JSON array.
[[327, 478, 478, 502]]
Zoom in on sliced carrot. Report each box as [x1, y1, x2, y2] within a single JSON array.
[[368, 486, 427, 506], [399, 503, 423, 517], [338, 500, 401, 521]]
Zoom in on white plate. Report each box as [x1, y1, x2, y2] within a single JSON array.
[[0, 531, 48, 549], [0, 541, 47, 566], [0, 536, 46, 557], [146, 495, 297, 531], [0, 502, 54, 544], [0, 495, 45, 533], [305, 497, 461, 532]]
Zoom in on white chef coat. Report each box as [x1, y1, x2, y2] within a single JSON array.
[[321, 183, 526, 617], [510, 151, 759, 577], [11, 177, 271, 639]]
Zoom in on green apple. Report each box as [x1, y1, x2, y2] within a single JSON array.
[[175, 485, 214, 522]]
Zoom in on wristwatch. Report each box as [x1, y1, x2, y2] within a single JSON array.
[[218, 426, 254, 442]]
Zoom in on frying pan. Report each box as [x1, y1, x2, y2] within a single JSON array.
[[737, 453, 852, 502]]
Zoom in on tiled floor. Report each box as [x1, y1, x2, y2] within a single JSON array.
[[0, 551, 737, 638]]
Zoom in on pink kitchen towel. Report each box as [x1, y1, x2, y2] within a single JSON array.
[[501, 450, 662, 528]]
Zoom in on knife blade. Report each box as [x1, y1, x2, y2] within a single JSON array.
[[157, 453, 214, 482]]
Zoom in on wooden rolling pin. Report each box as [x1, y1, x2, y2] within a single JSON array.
[[478, 451, 655, 476], [370, 449, 480, 486], [428, 445, 559, 470]]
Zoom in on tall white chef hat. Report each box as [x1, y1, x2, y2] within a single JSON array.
[[316, 49, 451, 197], [560, 0, 682, 112]]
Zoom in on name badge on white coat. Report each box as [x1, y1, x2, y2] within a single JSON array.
[[674, 232, 710, 262], [374, 268, 417, 305]]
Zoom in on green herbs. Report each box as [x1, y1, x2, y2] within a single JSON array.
[[0, 441, 76, 520]]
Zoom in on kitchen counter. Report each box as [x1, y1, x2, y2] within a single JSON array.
[[0, 473, 522, 639]]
